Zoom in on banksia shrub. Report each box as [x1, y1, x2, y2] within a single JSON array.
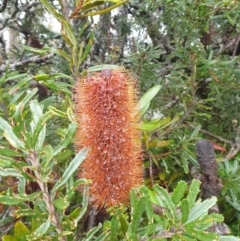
[[74, 68, 143, 209]]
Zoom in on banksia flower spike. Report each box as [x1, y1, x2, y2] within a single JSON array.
[[74, 68, 143, 209]]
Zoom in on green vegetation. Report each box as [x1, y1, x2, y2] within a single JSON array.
[[1, 0, 240, 240]]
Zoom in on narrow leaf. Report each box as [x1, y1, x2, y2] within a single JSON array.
[[40, 0, 65, 22], [0, 117, 25, 150], [75, 185, 89, 223], [153, 185, 177, 222], [53, 122, 77, 156], [2, 235, 18, 241], [181, 199, 189, 224], [219, 236, 240, 241], [186, 179, 201, 209], [185, 197, 217, 224], [62, 21, 77, 47], [0, 195, 24, 205], [31, 111, 53, 149], [32, 219, 51, 237], [171, 181, 188, 205], [110, 215, 119, 241], [139, 102, 150, 117], [85, 224, 102, 241], [87, 64, 123, 72], [129, 196, 146, 233], [139, 85, 161, 110], [56, 49, 72, 62], [188, 228, 217, 241], [51, 148, 89, 193], [14, 221, 30, 239]]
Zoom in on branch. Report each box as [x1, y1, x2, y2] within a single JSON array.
[[232, 34, 240, 58], [0, 0, 20, 30], [188, 124, 232, 145], [0, 53, 54, 72], [0, 34, 7, 60], [0, 41, 65, 73], [0, 0, 8, 12], [27, 151, 66, 241]]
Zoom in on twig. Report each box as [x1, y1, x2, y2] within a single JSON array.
[[0, 41, 65, 73], [148, 152, 154, 187], [140, 226, 183, 241], [27, 151, 66, 241], [232, 34, 240, 58], [177, 104, 195, 126], [87, 207, 98, 231], [226, 141, 240, 160], [152, 203, 166, 216], [188, 124, 232, 145], [199, 129, 232, 144], [0, 0, 19, 30], [163, 95, 179, 109]]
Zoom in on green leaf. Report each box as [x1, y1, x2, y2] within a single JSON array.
[[53, 198, 70, 210], [55, 49, 71, 62], [0, 167, 23, 178], [26, 192, 41, 201], [181, 199, 189, 224], [84, 224, 103, 241], [62, 21, 77, 47], [139, 85, 161, 111], [87, 64, 122, 72], [119, 214, 129, 235], [185, 197, 217, 224], [0, 195, 25, 205], [30, 100, 48, 150], [139, 102, 150, 117], [31, 111, 53, 149], [128, 233, 138, 241], [0, 117, 25, 150], [153, 185, 177, 222], [75, 185, 89, 224], [0, 147, 20, 157], [139, 186, 154, 222], [40, 0, 65, 22], [129, 194, 146, 233], [55, 149, 73, 163], [14, 88, 38, 121], [185, 213, 223, 229], [186, 179, 201, 209], [22, 45, 50, 54], [109, 215, 119, 241], [187, 228, 218, 241], [40, 145, 54, 172], [30, 100, 43, 127], [17, 178, 26, 195], [82, 0, 128, 16], [80, 32, 94, 64], [31, 219, 51, 237], [190, 124, 201, 140], [51, 148, 89, 193], [140, 117, 171, 131], [48, 106, 68, 118], [2, 235, 18, 241], [171, 181, 188, 205], [14, 220, 30, 239], [53, 122, 77, 156], [219, 236, 240, 241]]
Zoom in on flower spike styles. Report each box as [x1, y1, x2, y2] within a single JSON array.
[[74, 68, 143, 209]]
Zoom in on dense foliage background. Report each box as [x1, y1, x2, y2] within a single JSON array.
[[1, 0, 240, 240]]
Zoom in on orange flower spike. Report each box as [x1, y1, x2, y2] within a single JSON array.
[[74, 68, 143, 209]]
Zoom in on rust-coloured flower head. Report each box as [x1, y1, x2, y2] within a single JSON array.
[[74, 68, 143, 209]]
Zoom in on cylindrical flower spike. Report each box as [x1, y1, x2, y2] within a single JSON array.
[[74, 68, 143, 209]]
